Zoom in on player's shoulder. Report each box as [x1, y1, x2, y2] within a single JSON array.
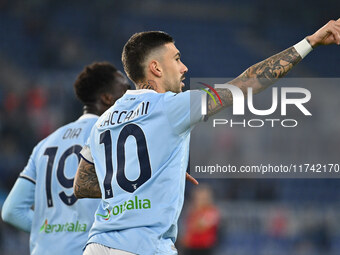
[[162, 90, 198, 104], [163, 90, 200, 99], [123, 89, 160, 98], [34, 122, 74, 149], [59, 114, 98, 131], [37, 115, 97, 147], [114, 89, 164, 109], [118, 89, 185, 103]]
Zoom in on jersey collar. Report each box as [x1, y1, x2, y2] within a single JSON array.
[[125, 89, 157, 95], [78, 113, 99, 120]]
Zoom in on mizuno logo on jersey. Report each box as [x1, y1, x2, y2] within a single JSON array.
[[39, 219, 87, 234]]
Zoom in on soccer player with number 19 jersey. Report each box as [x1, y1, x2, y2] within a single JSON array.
[[76, 19, 340, 255], [1, 62, 130, 255]]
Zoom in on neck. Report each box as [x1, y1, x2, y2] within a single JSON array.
[[83, 105, 100, 116], [137, 79, 163, 93]]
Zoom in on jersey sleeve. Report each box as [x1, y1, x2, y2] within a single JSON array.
[[80, 145, 94, 164], [1, 178, 35, 232], [19, 144, 40, 183], [163, 90, 205, 135]]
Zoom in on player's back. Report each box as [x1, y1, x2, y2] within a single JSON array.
[[85, 89, 203, 255], [20, 114, 99, 255]]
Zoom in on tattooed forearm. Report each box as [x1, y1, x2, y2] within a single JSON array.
[[207, 47, 302, 116], [207, 89, 234, 116], [230, 46, 302, 90], [74, 160, 101, 198]]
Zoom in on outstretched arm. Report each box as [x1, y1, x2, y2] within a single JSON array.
[[74, 159, 102, 198], [207, 19, 340, 116]]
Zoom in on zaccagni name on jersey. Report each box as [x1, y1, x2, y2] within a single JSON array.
[[99, 101, 150, 127]]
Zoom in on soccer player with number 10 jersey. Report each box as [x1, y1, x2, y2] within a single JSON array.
[[75, 19, 340, 255]]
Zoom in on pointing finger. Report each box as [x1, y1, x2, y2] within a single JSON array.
[[186, 173, 199, 185]]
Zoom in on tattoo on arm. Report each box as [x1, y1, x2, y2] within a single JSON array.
[[207, 46, 302, 116], [231, 46, 302, 87], [207, 88, 234, 116], [74, 161, 101, 198]]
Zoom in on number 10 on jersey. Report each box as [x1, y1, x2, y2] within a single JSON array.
[[100, 124, 152, 198]]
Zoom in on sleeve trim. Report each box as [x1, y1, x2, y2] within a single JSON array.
[[80, 153, 95, 165], [19, 175, 36, 185], [293, 38, 313, 59]]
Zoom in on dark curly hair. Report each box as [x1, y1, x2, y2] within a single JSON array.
[[74, 62, 121, 104], [122, 31, 174, 84]]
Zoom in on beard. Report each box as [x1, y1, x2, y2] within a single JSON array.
[[164, 80, 182, 93]]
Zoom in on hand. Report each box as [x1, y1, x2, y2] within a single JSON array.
[[186, 172, 199, 185], [307, 18, 340, 48]]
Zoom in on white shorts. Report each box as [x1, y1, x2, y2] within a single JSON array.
[[83, 243, 136, 255]]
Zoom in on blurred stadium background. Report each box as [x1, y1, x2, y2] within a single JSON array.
[[0, 0, 339, 254]]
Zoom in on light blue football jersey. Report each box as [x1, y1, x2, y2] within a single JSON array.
[[20, 114, 101, 255], [81, 90, 204, 255]]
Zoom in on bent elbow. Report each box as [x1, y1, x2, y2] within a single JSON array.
[[73, 182, 83, 199], [74, 192, 83, 199], [1, 203, 14, 224]]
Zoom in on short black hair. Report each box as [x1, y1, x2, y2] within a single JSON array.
[[74, 62, 119, 104], [122, 31, 174, 84]]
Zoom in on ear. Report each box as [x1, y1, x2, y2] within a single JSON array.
[[100, 93, 114, 107], [149, 60, 162, 78]]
